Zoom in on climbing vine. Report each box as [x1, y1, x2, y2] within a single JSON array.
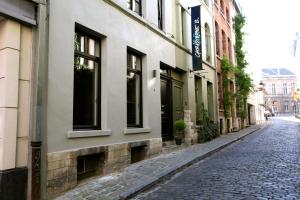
[[233, 14, 253, 120], [221, 57, 235, 118]]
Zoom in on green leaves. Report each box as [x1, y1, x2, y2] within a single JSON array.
[[233, 13, 253, 119]]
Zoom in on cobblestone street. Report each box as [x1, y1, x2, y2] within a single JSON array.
[[134, 117, 300, 200]]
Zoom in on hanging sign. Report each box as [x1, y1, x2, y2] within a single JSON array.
[[191, 5, 203, 71]]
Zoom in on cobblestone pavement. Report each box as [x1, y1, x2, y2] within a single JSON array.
[[134, 117, 300, 200], [56, 123, 262, 200]]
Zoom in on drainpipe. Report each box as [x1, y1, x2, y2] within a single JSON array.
[[30, 0, 48, 199]]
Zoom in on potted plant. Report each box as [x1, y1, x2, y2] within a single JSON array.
[[174, 119, 186, 145]]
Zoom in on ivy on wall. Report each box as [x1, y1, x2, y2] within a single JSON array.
[[233, 14, 253, 120], [220, 14, 253, 121], [221, 57, 235, 118]]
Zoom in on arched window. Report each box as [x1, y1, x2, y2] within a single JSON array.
[[226, 8, 230, 23], [205, 23, 212, 62], [215, 21, 220, 56]]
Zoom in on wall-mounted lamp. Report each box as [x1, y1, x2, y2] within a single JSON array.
[[152, 69, 157, 78]]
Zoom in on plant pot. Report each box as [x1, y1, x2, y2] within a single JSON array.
[[175, 138, 182, 145]]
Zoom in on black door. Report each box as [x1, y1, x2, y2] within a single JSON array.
[[161, 77, 173, 141]]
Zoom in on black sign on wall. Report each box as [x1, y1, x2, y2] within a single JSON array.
[[191, 5, 203, 71]]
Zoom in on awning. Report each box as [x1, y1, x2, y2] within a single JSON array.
[[0, 0, 37, 26]]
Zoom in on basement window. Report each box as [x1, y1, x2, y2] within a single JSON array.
[[77, 153, 105, 181], [131, 146, 147, 164]]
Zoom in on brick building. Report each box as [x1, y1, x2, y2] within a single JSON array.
[[262, 68, 297, 114], [214, 0, 240, 133]]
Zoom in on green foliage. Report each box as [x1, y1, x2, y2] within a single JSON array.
[[234, 14, 248, 69], [197, 103, 219, 143], [221, 57, 235, 118], [233, 14, 253, 119], [174, 119, 186, 131]]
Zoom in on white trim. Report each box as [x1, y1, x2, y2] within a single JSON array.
[[67, 129, 112, 139], [123, 128, 151, 135]]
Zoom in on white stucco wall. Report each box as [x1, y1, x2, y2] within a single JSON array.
[[47, 0, 186, 152]]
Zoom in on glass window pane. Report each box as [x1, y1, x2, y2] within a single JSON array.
[[88, 38, 95, 56], [127, 0, 131, 9], [127, 53, 141, 70], [127, 72, 141, 126], [74, 56, 98, 127], [134, 2, 140, 14]]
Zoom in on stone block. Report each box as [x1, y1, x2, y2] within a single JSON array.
[[0, 49, 20, 108], [16, 137, 29, 167], [17, 80, 30, 138], [0, 20, 21, 50], [48, 161, 60, 171], [53, 167, 68, 179], [19, 26, 33, 81], [0, 108, 17, 170]]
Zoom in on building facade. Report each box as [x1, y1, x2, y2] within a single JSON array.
[[0, 0, 248, 199], [43, 0, 217, 198], [0, 1, 46, 199], [214, 0, 240, 133], [262, 68, 297, 114]]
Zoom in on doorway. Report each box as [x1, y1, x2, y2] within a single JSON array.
[[160, 72, 173, 141]]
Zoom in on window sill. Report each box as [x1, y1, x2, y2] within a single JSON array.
[[123, 128, 151, 135], [67, 129, 112, 139]]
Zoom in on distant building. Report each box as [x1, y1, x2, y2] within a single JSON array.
[[262, 68, 297, 114]]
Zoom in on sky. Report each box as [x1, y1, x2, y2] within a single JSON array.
[[238, 0, 300, 86]]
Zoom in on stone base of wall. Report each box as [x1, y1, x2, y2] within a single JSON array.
[[184, 110, 197, 145], [46, 138, 162, 198]]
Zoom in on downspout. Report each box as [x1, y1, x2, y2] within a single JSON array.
[[30, 0, 48, 199]]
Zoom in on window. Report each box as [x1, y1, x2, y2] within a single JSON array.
[[226, 8, 230, 23], [127, 51, 143, 127], [207, 81, 214, 120], [284, 104, 289, 112], [222, 30, 226, 56], [127, 0, 142, 16], [228, 38, 232, 61], [195, 76, 202, 124], [215, 22, 220, 56], [220, 0, 224, 14], [283, 83, 287, 94], [205, 24, 211, 62], [73, 28, 101, 129], [181, 7, 186, 45], [272, 83, 276, 94], [158, 0, 163, 30], [217, 73, 223, 109]]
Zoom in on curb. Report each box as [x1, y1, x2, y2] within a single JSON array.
[[119, 126, 264, 199]]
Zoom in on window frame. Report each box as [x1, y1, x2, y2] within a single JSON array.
[[272, 83, 276, 94], [221, 30, 226, 56], [205, 23, 211, 62], [127, 50, 143, 128], [283, 83, 288, 94], [73, 26, 102, 130], [215, 21, 220, 56], [127, 0, 142, 16], [158, 0, 163, 30]]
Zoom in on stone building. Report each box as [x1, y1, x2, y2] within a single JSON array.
[[214, 0, 240, 133], [0, 0, 220, 199], [0, 0, 47, 199], [262, 68, 297, 114]]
